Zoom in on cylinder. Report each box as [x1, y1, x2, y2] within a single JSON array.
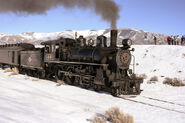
[[110, 29, 118, 48]]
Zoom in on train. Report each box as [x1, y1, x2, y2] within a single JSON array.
[[0, 29, 143, 96]]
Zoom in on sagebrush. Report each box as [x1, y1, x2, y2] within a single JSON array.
[[149, 76, 158, 82], [92, 116, 106, 123], [105, 107, 134, 123], [56, 80, 66, 86], [138, 74, 147, 79], [4, 67, 19, 76], [8, 67, 19, 76], [91, 107, 134, 123], [163, 77, 185, 86], [4, 68, 12, 73]]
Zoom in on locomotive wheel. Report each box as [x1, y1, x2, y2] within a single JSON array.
[[80, 77, 91, 89], [93, 84, 101, 92], [65, 68, 75, 85], [65, 76, 74, 85], [46, 72, 55, 81], [39, 71, 46, 79], [55, 69, 62, 81], [27, 70, 33, 77], [19, 67, 24, 74], [73, 77, 80, 86], [55, 69, 74, 85], [111, 88, 119, 97], [33, 71, 39, 78], [81, 84, 90, 89]]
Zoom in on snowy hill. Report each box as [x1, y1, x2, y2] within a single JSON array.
[[0, 28, 168, 45], [0, 45, 185, 123], [133, 45, 185, 80]]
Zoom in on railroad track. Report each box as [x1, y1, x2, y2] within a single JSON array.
[[120, 95, 185, 115], [140, 95, 185, 107]]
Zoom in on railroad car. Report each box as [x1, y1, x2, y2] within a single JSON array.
[[0, 43, 34, 68]]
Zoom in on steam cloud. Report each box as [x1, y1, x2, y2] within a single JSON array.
[[0, 0, 119, 28]]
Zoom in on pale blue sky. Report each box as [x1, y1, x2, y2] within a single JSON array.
[[0, 0, 184, 35]]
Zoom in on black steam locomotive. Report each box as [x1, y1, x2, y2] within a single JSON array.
[[0, 30, 143, 96]]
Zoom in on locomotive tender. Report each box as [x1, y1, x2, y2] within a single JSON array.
[[0, 30, 143, 96]]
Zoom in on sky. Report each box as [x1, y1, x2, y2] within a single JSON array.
[[0, 0, 184, 35]]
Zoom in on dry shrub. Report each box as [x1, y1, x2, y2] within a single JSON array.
[[56, 80, 66, 86], [149, 76, 158, 82], [138, 74, 147, 79], [32, 79, 39, 81], [8, 67, 19, 76], [92, 116, 106, 123], [4, 68, 12, 73], [105, 107, 134, 123], [147, 76, 158, 84], [163, 77, 185, 87], [153, 69, 157, 72], [91, 107, 134, 123], [178, 70, 182, 73], [142, 54, 147, 58], [163, 77, 174, 86], [12, 67, 19, 75]]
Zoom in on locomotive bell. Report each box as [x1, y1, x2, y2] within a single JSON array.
[[110, 29, 118, 48]]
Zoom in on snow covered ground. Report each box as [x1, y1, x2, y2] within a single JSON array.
[[0, 45, 185, 123], [133, 45, 185, 80]]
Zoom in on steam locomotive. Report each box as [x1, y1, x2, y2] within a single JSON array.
[[0, 30, 143, 96]]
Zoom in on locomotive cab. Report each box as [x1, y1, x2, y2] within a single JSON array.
[[41, 38, 76, 62], [42, 40, 59, 62]]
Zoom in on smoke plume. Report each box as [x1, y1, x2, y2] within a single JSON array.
[[0, 0, 119, 28]]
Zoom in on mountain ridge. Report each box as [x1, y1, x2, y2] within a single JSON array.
[[0, 28, 168, 45]]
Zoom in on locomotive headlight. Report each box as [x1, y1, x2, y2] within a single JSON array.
[[127, 39, 132, 46], [122, 39, 132, 47]]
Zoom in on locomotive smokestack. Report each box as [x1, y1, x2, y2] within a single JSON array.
[[110, 29, 118, 48]]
